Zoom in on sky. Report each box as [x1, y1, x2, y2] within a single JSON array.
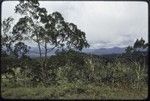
[[1, 1, 148, 49]]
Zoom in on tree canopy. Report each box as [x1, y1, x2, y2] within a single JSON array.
[[1, 0, 90, 82], [13, 0, 89, 55]]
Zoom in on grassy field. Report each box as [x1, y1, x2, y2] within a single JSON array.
[[1, 83, 148, 100]]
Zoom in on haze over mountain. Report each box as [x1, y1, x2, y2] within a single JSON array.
[[28, 46, 127, 57], [83, 47, 126, 55]]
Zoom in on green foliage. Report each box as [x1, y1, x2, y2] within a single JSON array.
[[1, 50, 148, 87], [4, 0, 90, 84], [13, 42, 30, 58], [1, 17, 14, 55], [1, 49, 148, 99], [125, 37, 148, 54], [13, 0, 89, 53], [2, 84, 148, 99], [1, 0, 148, 99]]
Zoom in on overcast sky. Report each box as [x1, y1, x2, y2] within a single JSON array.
[[2, 1, 148, 49]]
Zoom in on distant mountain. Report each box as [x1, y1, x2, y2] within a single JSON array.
[[28, 46, 147, 57], [83, 47, 126, 55], [28, 47, 56, 57], [28, 46, 126, 57]]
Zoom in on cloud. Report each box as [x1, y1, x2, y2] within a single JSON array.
[[2, 1, 148, 48]]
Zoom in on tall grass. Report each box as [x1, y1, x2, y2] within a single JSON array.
[[1, 50, 148, 99]]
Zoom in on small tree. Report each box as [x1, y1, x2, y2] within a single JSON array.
[[125, 37, 148, 54], [125, 46, 134, 54], [124, 37, 148, 88], [133, 37, 146, 51], [13, 42, 30, 58]]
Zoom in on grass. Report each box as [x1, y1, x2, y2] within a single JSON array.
[[1, 51, 148, 100], [1, 83, 148, 100]]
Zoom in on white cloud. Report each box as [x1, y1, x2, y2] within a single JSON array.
[[2, 1, 148, 48]]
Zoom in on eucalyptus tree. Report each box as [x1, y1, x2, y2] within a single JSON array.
[[49, 12, 90, 52], [1, 17, 14, 56], [125, 37, 148, 54], [13, 0, 90, 82], [13, 0, 89, 59], [133, 38, 148, 51], [124, 38, 148, 70], [1, 17, 15, 76], [13, 0, 51, 80], [1, 17, 30, 82]]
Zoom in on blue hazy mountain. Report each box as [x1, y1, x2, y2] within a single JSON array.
[[83, 47, 126, 55], [3, 46, 147, 57], [28, 47, 56, 57], [28, 46, 126, 57]]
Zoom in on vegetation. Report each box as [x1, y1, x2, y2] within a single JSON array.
[[1, 0, 148, 100]]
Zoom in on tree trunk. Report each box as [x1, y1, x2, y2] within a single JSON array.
[[42, 40, 48, 84], [35, 34, 44, 83], [44, 40, 48, 65], [37, 42, 42, 59]]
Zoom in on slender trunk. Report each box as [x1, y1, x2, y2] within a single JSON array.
[[35, 33, 42, 59], [44, 40, 48, 71], [37, 42, 42, 59], [42, 40, 48, 83], [37, 41, 44, 76], [35, 34, 44, 82], [44, 40, 47, 63]]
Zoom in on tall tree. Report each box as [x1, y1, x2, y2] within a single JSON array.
[[13, 0, 90, 83]]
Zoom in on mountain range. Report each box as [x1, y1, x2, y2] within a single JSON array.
[[82, 47, 126, 55], [28, 47, 126, 57]]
